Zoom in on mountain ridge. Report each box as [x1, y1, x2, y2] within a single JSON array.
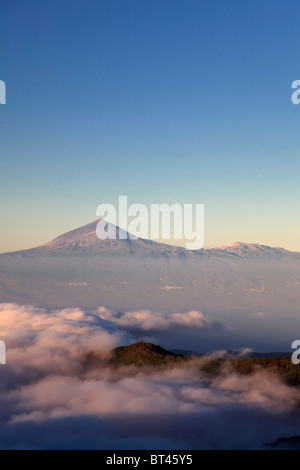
[[0, 220, 299, 352], [86, 341, 300, 386], [1, 219, 299, 260]]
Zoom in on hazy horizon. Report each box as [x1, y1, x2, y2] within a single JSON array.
[[1, 217, 300, 255]]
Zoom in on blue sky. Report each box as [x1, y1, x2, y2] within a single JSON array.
[[0, 0, 299, 252]]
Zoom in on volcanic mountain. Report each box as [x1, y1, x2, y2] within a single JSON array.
[[0, 219, 299, 353], [2, 219, 189, 259], [3, 218, 299, 260]]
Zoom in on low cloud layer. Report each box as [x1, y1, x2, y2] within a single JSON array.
[[97, 307, 222, 332], [0, 303, 299, 449], [0, 303, 132, 374]]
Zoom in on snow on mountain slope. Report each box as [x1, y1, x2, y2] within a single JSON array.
[[213, 241, 298, 259], [2, 219, 184, 258], [0, 220, 299, 351], [2, 219, 299, 260], [0, 219, 299, 317]]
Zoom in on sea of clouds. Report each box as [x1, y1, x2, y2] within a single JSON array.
[[0, 303, 299, 449], [96, 306, 222, 332]]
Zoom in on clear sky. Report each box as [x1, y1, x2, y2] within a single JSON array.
[[0, 0, 299, 252]]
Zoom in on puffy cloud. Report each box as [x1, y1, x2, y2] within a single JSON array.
[[3, 366, 300, 450], [11, 367, 300, 422], [96, 307, 222, 332], [0, 303, 132, 373]]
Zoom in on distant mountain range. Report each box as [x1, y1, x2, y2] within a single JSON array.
[[3, 219, 299, 260], [0, 219, 299, 354], [86, 341, 299, 386]]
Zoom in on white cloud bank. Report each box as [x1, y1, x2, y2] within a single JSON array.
[[96, 307, 221, 332], [0, 303, 299, 450], [0, 303, 132, 373]]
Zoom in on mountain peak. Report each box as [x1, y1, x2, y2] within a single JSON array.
[[36, 219, 177, 257], [110, 342, 186, 366], [212, 241, 298, 259], [44, 218, 148, 251], [2, 220, 299, 260], [85, 342, 187, 367]]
